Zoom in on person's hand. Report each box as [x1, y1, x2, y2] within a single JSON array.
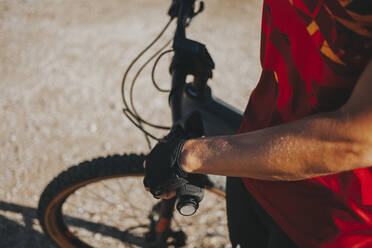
[[143, 125, 189, 199]]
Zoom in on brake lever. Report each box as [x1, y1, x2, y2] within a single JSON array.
[[168, 0, 204, 24], [193, 1, 204, 18], [185, 1, 204, 27]]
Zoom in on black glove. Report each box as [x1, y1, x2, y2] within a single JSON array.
[[143, 125, 189, 198]]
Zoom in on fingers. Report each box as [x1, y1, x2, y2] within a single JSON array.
[[143, 159, 176, 199], [162, 190, 176, 199], [145, 187, 176, 200]]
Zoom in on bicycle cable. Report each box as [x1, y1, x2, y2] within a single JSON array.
[[121, 18, 174, 149], [151, 49, 174, 93], [122, 47, 174, 146], [128, 40, 173, 131]]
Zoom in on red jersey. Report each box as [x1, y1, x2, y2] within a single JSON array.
[[239, 0, 372, 247]]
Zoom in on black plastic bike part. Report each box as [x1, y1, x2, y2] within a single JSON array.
[[176, 174, 205, 216], [169, 11, 215, 121], [183, 111, 204, 138], [174, 0, 195, 40], [177, 195, 198, 216], [171, 38, 215, 99], [168, 0, 179, 19], [172, 39, 214, 77], [169, 68, 188, 122], [182, 83, 243, 136], [176, 187, 203, 216], [168, 0, 204, 20]]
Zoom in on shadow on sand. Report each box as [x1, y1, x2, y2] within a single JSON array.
[[0, 201, 145, 248]]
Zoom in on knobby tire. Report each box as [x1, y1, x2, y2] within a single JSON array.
[[37, 154, 146, 248]]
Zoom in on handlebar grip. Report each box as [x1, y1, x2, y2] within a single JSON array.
[[176, 175, 205, 216]]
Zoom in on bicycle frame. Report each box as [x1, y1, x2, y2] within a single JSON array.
[[181, 84, 242, 136]]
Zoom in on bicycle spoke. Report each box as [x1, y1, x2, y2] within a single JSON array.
[[86, 190, 118, 209]]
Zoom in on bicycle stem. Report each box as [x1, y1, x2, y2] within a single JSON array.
[[169, 0, 213, 122], [168, 0, 195, 122]]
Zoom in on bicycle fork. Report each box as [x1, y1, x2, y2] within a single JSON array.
[[145, 199, 186, 248]]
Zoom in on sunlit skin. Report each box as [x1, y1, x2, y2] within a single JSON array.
[[146, 60, 372, 199]]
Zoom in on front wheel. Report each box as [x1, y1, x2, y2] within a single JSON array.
[[38, 154, 228, 248]]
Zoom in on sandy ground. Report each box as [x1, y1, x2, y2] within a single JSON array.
[[0, 0, 262, 247]]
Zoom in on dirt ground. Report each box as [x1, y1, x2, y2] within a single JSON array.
[[0, 0, 262, 247]]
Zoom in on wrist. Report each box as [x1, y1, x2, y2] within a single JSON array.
[[179, 139, 203, 174]]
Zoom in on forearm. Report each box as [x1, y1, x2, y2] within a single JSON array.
[[180, 60, 372, 181], [180, 110, 372, 181]]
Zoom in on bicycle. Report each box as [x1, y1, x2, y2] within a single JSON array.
[[38, 0, 243, 247]]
